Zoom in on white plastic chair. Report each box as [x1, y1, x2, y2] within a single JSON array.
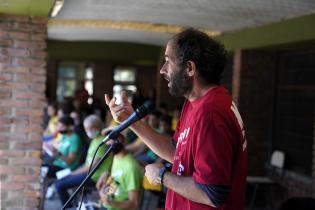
[[247, 150, 285, 210]]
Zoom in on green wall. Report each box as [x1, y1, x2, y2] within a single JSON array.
[[0, 0, 55, 16], [216, 14, 315, 51], [47, 41, 163, 66]]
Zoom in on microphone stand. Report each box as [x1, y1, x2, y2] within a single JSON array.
[[61, 139, 117, 210]]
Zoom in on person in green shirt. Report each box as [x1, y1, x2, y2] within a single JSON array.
[[45, 116, 82, 178], [55, 115, 113, 207], [97, 131, 143, 210]]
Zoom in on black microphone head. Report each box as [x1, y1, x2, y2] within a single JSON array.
[[135, 104, 150, 119]]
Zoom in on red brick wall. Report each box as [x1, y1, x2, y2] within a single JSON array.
[[0, 15, 47, 210]]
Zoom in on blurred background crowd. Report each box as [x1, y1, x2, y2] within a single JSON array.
[[41, 87, 179, 210]]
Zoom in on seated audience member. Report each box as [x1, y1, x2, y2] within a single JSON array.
[[134, 111, 161, 165], [97, 131, 143, 210], [171, 108, 181, 131], [58, 102, 74, 118], [157, 103, 168, 115], [126, 112, 159, 157], [44, 116, 82, 178], [47, 102, 75, 147], [158, 114, 174, 137], [131, 87, 145, 110], [42, 102, 60, 163], [125, 129, 138, 144], [43, 102, 59, 138], [91, 97, 106, 120], [70, 111, 89, 162], [73, 97, 91, 124], [74, 80, 89, 111], [54, 115, 113, 206]]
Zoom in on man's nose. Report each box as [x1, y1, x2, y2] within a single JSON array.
[[160, 64, 166, 74]]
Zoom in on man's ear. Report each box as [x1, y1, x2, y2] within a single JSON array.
[[186, 61, 196, 77]]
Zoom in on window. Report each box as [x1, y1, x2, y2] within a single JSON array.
[[57, 62, 94, 104], [85, 66, 94, 104], [113, 67, 137, 104]]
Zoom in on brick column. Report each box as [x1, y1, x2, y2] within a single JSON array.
[[0, 15, 47, 210]]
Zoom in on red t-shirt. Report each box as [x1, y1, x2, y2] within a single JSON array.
[[165, 86, 247, 210]]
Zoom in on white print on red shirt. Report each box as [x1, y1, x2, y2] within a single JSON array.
[[176, 127, 190, 148], [177, 162, 185, 176], [175, 127, 190, 175], [231, 102, 247, 151]]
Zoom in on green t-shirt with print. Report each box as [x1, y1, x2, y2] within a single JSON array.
[[53, 133, 81, 170], [104, 153, 143, 210], [84, 135, 113, 182]]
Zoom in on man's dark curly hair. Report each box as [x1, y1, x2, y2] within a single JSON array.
[[171, 28, 227, 85]]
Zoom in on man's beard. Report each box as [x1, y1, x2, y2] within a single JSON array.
[[168, 68, 192, 96]]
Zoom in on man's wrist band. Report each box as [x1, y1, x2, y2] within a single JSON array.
[[158, 167, 166, 185]]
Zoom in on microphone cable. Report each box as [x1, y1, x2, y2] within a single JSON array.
[[77, 142, 108, 210]]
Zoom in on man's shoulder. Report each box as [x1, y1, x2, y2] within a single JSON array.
[[205, 87, 232, 111], [192, 96, 232, 125]]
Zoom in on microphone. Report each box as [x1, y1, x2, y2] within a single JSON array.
[[102, 105, 150, 143]]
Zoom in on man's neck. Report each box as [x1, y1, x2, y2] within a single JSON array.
[[185, 83, 217, 101]]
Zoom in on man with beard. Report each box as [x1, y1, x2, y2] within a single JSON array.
[[105, 28, 247, 210]]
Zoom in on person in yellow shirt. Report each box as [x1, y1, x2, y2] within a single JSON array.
[[44, 102, 59, 138]]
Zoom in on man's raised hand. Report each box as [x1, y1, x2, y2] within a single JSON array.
[[104, 91, 134, 123]]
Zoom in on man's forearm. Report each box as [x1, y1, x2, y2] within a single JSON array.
[[131, 121, 175, 162], [163, 172, 215, 207]]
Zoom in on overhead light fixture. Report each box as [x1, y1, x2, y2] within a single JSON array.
[[0, 0, 9, 7], [50, 0, 64, 17]]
